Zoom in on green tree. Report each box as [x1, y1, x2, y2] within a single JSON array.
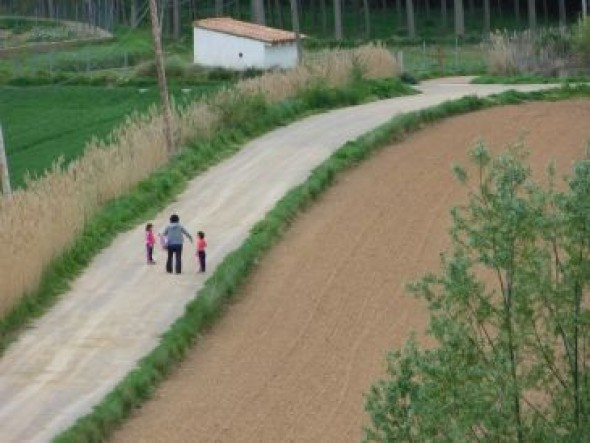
[[514, 0, 521, 26], [528, 0, 537, 30], [440, 0, 448, 30], [252, 0, 265, 24], [406, 0, 415, 38], [483, 0, 491, 34], [364, 143, 590, 442], [559, 0, 567, 29], [396, 0, 403, 27], [334, 0, 343, 40], [454, 0, 464, 36]]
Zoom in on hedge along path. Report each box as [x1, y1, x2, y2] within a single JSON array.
[[0, 79, 555, 442]]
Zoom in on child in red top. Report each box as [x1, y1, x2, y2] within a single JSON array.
[[196, 231, 207, 273], [145, 223, 156, 265]]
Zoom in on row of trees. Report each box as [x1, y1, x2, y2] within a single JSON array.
[[0, 0, 588, 40]]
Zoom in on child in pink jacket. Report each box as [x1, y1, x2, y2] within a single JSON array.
[[145, 223, 156, 265], [196, 231, 207, 273]]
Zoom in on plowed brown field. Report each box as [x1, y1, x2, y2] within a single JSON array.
[[112, 99, 590, 443]]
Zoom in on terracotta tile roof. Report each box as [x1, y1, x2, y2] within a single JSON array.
[[194, 17, 297, 44]]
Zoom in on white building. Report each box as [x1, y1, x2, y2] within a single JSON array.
[[193, 17, 299, 71]]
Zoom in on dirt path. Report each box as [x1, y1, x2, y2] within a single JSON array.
[[0, 79, 567, 442], [111, 99, 590, 443]]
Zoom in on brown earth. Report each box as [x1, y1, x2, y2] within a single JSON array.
[[111, 99, 590, 443]]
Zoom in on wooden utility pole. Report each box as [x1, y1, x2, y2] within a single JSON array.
[[406, 0, 416, 38], [148, 0, 174, 152], [528, 0, 536, 31], [334, 0, 343, 41], [290, 0, 302, 64], [454, 0, 465, 37], [252, 0, 266, 24], [0, 124, 12, 196]]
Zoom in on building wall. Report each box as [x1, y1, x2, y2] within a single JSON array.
[[194, 27, 297, 70], [194, 28, 265, 70], [264, 43, 298, 70]]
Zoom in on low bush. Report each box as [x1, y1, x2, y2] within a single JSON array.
[[134, 55, 235, 84], [206, 66, 239, 81], [300, 77, 412, 109], [366, 77, 415, 98]]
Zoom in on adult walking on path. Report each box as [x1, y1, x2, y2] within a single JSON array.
[[0, 78, 555, 443], [162, 214, 193, 274]]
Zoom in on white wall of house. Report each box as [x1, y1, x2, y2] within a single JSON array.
[[264, 43, 297, 69], [194, 27, 297, 70]]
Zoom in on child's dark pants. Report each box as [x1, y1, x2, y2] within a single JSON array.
[[166, 244, 183, 274], [198, 250, 206, 272], [146, 245, 154, 262]]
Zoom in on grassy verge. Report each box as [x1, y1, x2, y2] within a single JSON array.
[[473, 74, 590, 84], [54, 83, 590, 442]]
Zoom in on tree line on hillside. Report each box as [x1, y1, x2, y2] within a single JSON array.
[[0, 0, 588, 41]]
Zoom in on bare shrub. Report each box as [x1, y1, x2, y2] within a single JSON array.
[[487, 31, 520, 75], [0, 45, 397, 317], [352, 43, 399, 79], [486, 29, 574, 76], [177, 102, 220, 145]]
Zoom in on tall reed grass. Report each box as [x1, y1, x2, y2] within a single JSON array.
[[0, 44, 397, 317], [485, 29, 574, 76]]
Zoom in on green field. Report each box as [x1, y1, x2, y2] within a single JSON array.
[[0, 84, 217, 188]]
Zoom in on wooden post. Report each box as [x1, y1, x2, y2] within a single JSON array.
[[290, 0, 302, 64], [0, 124, 12, 196], [148, 0, 175, 153]]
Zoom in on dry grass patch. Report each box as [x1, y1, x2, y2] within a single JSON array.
[[486, 29, 575, 76]]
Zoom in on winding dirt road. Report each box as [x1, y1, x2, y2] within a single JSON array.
[[0, 79, 580, 443], [109, 98, 590, 443]]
